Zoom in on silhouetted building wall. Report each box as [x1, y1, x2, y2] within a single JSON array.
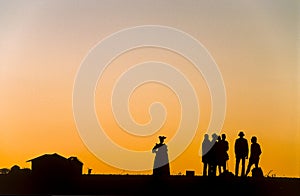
[[68, 156, 83, 176], [27, 153, 83, 180]]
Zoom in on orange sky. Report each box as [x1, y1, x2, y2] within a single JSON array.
[[0, 1, 299, 177]]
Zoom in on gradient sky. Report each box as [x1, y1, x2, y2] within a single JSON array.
[[0, 0, 299, 177]]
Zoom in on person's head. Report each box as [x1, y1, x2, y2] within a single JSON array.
[[204, 134, 209, 140], [238, 131, 245, 138], [212, 133, 218, 141], [251, 136, 257, 143], [221, 133, 226, 140], [159, 136, 166, 143]]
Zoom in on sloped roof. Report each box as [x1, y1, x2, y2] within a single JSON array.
[[68, 156, 83, 165], [26, 153, 79, 162]]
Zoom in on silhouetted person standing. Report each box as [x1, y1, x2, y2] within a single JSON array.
[[208, 133, 218, 177], [245, 136, 262, 176], [216, 135, 222, 175], [234, 131, 249, 177], [217, 133, 229, 174], [152, 136, 170, 176], [201, 134, 212, 176]]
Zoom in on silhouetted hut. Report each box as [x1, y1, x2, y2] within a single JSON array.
[[68, 156, 83, 176], [7, 165, 31, 177], [0, 168, 10, 174], [26, 153, 83, 181]]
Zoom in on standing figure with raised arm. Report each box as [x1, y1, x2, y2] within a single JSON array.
[[152, 136, 170, 176], [234, 131, 249, 177], [245, 136, 262, 177]]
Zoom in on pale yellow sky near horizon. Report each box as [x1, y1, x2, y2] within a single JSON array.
[[0, 1, 299, 177]]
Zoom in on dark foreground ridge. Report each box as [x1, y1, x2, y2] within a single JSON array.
[[0, 173, 299, 196]]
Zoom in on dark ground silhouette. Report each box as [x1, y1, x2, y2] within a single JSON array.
[[0, 152, 298, 195], [0, 172, 299, 195]]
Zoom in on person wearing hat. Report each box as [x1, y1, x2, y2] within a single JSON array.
[[152, 136, 170, 176], [234, 131, 249, 177]]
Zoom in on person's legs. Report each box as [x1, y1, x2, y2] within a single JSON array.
[[218, 164, 221, 175], [235, 158, 240, 176], [245, 161, 253, 176], [209, 162, 216, 177], [211, 164, 216, 176], [241, 158, 246, 177], [203, 162, 208, 176], [220, 162, 226, 174], [208, 164, 212, 176], [254, 159, 259, 168], [219, 161, 225, 174]]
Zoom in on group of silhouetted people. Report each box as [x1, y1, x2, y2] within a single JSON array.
[[151, 131, 262, 177], [201, 133, 229, 177], [201, 131, 262, 177]]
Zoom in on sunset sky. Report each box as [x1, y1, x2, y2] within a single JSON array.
[[0, 1, 299, 177]]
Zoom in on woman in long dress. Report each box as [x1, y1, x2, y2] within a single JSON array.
[[152, 136, 170, 176]]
